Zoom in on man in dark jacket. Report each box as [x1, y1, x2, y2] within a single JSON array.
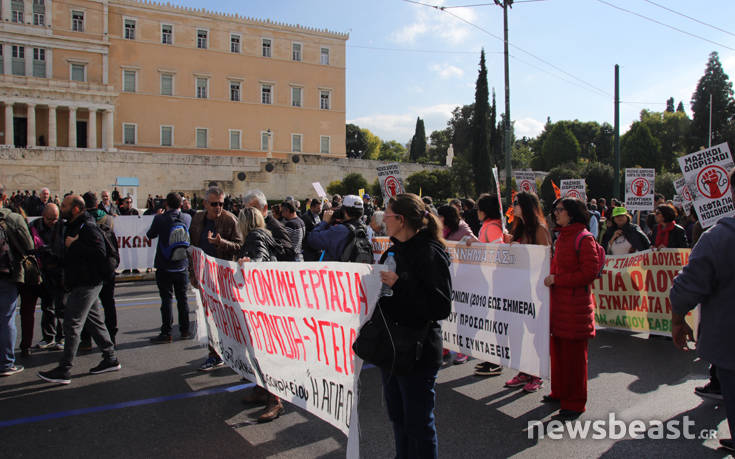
[[243, 190, 294, 262], [98, 190, 119, 216], [23, 187, 51, 217], [307, 195, 365, 261], [148, 192, 192, 343], [118, 197, 140, 216], [38, 195, 120, 385], [301, 199, 322, 261]]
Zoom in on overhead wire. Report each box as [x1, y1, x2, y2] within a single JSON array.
[[641, 0, 735, 39]]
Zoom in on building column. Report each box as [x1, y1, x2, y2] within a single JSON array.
[[2, 0, 11, 22], [68, 106, 77, 148], [102, 109, 114, 151], [24, 0, 33, 24], [3, 43, 12, 73], [46, 48, 53, 79], [4, 103, 14, 146], [26, 103, 35, 147], [48, 105, 57, 147], [87, 108, 97, 149], [25, 47, 33, 76]]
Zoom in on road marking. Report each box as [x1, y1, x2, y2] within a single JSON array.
[[0, 382, 254, 428]]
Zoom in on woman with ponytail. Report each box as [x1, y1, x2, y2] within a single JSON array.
[[378, 193, 452, 459]]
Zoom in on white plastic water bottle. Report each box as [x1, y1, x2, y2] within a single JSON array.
[[380, 252, 396, 297]]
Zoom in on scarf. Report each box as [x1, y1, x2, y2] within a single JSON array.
[[655, 222, 675, 248]]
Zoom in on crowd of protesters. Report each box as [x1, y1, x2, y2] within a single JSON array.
[[0, 180, 732, 456]]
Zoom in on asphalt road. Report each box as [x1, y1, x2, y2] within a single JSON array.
[[0, 281, 731, 458]]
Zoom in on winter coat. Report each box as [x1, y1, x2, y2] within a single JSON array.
[[378, 229, 452, 370], [189, 210, 242, 261], [240, 228, 278, 262], [651, 223, 688, 248], [63, 213, 107, 289], [445, 220, 475, 241], [550, 222, 599, 340], [601, 222, 651, 253]]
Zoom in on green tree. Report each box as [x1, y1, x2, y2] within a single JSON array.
[[676, 101, 686, 114], [406, 169, 454, 201], [378, 140, 407, 161], [621, 122, 662, 168], [655, 171, 678, 200], [326, 172, 369, 196], [666, 97, 675, 113], [594, 122, 614, 165], [539, 164, 581, 212], [582, 162, 614, 201], [409, 117, 427, 161], [450, 156, 476, 198], [448, 104, 474, 160], [690, 51, 735, 149], [346, 124, 367, 158], [472, 49, 492, 193], [427, 128, 451, 164], [361, 128, 381, 160], [512, 138, 534, 169], [541, 123, 581, 168]]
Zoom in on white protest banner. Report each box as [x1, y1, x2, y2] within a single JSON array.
[[678, 142, 735, 227], [624, 168, 655, 211], [560, 179, 587, 202], [674, 177, 693, 216], [376, 163, 405, 203], [371, 238, 551, 379], [514, 171, 537, 194], [190, 247, 382, 454], [312, 182, 327, 200], [113, 215, 155, 270]]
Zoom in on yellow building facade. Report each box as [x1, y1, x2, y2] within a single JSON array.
[[0, 0, 348, 157]]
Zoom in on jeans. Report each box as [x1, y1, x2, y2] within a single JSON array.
[[718, 366, 735, 440], [81, 278, 117, 344], [155, 270, 190, 335], [41, 293, 65, 343], [0, 279, 19, 371], [381, 365, 439, 459], [60, 283, 117, 371]]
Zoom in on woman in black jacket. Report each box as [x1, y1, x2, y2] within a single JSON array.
[[378, 193, 452, 459], [650, 204, 688, 249], [601, 206, 651, 254], [237, 207, 277, 262]]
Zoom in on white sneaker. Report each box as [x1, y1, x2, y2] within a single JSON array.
[[35, 340, 56, 350]]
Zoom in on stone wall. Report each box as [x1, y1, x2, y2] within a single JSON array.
[[0, 147, 445, 206]]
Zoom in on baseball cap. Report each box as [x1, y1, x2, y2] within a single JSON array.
[[611, 206, 628, 218], [363, 193, 371, 199], [342, 195, 364, 209]]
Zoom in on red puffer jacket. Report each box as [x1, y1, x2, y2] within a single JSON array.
[[550, 222, 599, 339]]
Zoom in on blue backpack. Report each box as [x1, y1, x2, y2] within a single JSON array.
[[160, 215, 190, 261]]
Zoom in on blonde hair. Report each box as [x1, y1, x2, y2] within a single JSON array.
[[237, 207, 266, 238]]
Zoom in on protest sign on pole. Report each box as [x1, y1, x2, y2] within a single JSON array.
[[559, 179, 587, 202], [312, 182, 327, 200], [371, 238, 551, 378], [376, 163, 405, 203], [678, 142, 735, 227], [190, 248, 383, 455], [113, 215, 155, 270], [674, 177, 693, 216], [492, 167, 505, 227], [514, 171, 537, 194], [591, 249, 698, 336], [624, 168, 655, 211]]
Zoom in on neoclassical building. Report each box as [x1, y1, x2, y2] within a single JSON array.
[[0, 0, 347, 156]]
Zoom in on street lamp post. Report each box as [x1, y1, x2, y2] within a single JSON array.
[[266, 128, 272, 158]]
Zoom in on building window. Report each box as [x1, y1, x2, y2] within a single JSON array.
[[291, 134, 302, 153], [230, 34, 240, 53], [320, 90, 331, 110], [291, 87, 302, 107], [32, 48, 46, 78], [261, 84, 272, 105], [12, 46, 25, 76], [33, 0, 45, 26], [160, 126, 173, 146], [160, 73, 173, 96], [230, 130, 241, 150], [123, 70, 136, 92], [72, 10, 84, 32], [124, 19, 136, 40], [197, 29, 208, 49], [320, 136, 330, 154], [71, 63, 86, 81], [196, 128, 208, 148], [230, 82, 241, 102], [262, 39, 271, 58], [11, 0, 23, 23], [320, 47, 330, 65], [196, 78, 208, 99], [123, 123, 137, 145], [292, 43, 302, 62], [261, 131, 271, 151], [161, 24, 173, 44]]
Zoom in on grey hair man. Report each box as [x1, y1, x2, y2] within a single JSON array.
[[243, 189, 294, 261]]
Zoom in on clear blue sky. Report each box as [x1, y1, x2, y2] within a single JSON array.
[[176, 0, 735, 144]]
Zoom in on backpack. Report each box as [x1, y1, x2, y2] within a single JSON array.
[[575, 229, 606, 279], [340, 221, 374, 264], [97, 222, 120, 278], [160, 214, 190, 261], [0, 217, 12, 275]]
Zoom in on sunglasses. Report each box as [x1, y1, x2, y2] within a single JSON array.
[[209, 201, 224, 207]]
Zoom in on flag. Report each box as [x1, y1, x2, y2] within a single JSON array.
[[552, 180, 561, 199], [419, 187, 422, 198], [505, 190, 517, 224], [358, 188, 365, 199]]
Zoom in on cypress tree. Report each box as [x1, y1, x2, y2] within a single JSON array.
[[410, 117, 427, 161], [690, 51, 735, 147], [472, 49, 492, 193]]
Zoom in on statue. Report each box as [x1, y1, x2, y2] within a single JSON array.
[[446, 144, 454, 167]]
